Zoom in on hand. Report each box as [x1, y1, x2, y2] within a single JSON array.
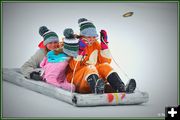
[[33, 68, 44, 75], [79, 39, 87, 55], [100, 30, 108, 50], [30, 71, 43, 81], [54, 47, 63, 55], [59, 41, 64, 48]]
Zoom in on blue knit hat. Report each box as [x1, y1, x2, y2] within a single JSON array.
[[39, 26, 59, 46], [78, 18, 98, 37]]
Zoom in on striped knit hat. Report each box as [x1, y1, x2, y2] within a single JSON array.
[[39, 26, 59, 46], [78, 18, 98, 37], [63, 28, 79, 57]]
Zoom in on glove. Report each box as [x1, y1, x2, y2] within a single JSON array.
[[100, 30, 108, 50], [63, 28, 75, 39], [79, 39, 87, 56], [30, 71, 43, 81]]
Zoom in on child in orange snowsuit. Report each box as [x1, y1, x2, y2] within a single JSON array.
[[66, 18, 136, 94]]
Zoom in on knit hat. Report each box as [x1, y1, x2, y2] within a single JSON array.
[[78, 18, 98, 37], [63, 28, 79, 57], [39, 26, 59, 46]]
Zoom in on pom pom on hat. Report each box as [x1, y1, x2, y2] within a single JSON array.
[[39, 26, 59, 46], [78, 18, 88, 24], [63, 28, 79, 57], [63, 28, 75, 39], [39, 26, 49, 36]]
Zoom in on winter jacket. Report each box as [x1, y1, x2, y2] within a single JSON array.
[[66, 40, 112, 93], [20, 49, 45, 79]]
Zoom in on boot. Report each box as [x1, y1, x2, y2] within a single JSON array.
[[125, 79, 136, 93], [107, 72, 126, 92], [87, 74, 97, 93], [104, 83, 116, 93], [87, 74, 105, 94], [95, 79, 105, 94]]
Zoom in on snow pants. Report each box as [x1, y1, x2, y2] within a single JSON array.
[[42, 61, 75, 92], [67, 63, 113, 93]]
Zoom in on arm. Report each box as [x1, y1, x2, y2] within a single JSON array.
[[20, 49, 45, 79], [68, 55, 84, 70], [98, 30, 111, 64], [40, 57, 48, 68], [98, 49, 112, 64]]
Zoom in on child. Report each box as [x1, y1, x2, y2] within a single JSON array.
[[39, 27, 78, 92], [21, 26, 61, 81], [65, 18, 136, 94]]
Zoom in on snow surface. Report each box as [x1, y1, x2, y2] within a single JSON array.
[[2, 2, 178, 118]]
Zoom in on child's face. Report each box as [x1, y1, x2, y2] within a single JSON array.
[[46, 42, 60, 50], [59, 41, 64, 48], [82, 36, 97, 46]]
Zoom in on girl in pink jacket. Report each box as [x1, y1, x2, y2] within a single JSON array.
[[38, 27, 78, 92], [40, 50, 75, 91]]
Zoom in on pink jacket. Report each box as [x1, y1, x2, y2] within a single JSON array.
[[40, 57, 75, 92]]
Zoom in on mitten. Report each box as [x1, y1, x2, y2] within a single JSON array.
[[30, 71, 43, 81], [79, 39, 87, 56], [100, 30, 108, 50]]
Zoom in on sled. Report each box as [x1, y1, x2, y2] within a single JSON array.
[[3, 68, 149, 107]]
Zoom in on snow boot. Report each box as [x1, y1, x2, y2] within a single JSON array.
[[107, 72, 126, 92], [87, 74, 97, 93], [95, 79, 105, 94], [125, 79, 136, 93], [104, 83, 116, 93], [87, 74, 105, 94]]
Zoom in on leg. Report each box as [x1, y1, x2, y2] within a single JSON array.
[[107, 72, 126, 92], [86, 74, 97, 93], [107, 73, 136, 93], [97, 63, 136, 93], [87, 74, 105, 94], [59, 79, 75, 92], [45, 78, 61, 87], [43, 63, 68, 87], [104, 83, 116, 93], [67, 65, 104, 94]]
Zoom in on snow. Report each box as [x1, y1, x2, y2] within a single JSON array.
[[2, 2, 178, 118]]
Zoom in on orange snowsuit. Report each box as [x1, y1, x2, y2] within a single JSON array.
[[66, 40, 114, 93]]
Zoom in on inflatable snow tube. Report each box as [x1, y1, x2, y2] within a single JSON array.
[[3, 68, 149, 107]]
